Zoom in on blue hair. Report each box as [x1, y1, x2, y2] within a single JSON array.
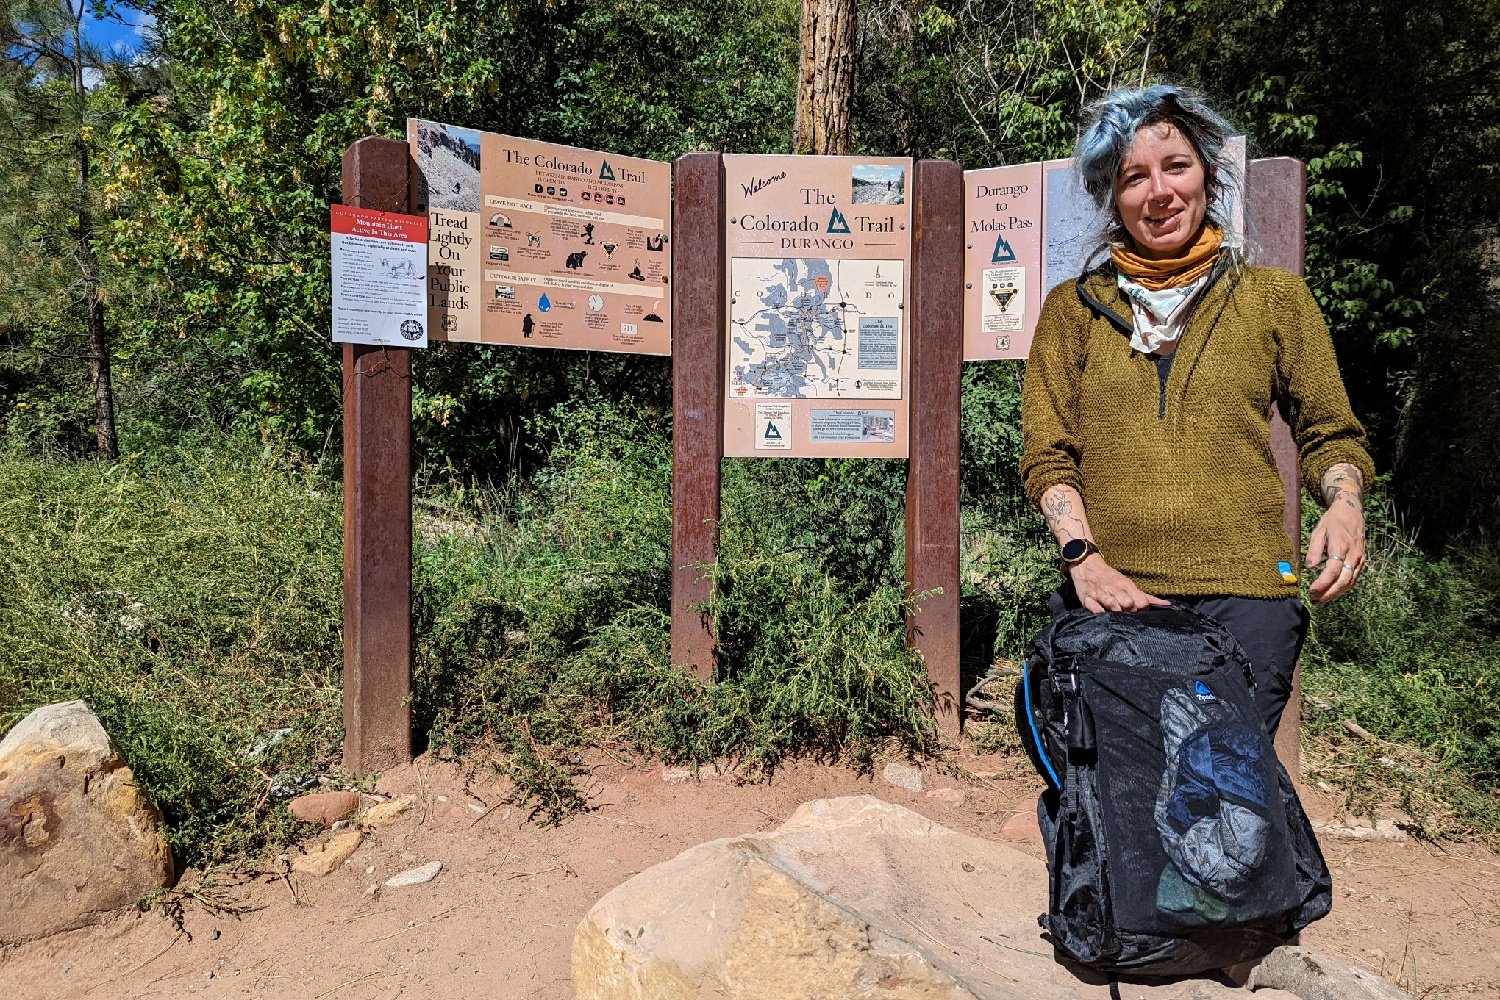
[[1074, 84, 1247, 257]]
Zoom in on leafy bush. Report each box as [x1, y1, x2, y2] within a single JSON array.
[[413, 399, 937, 821], [0, 438, 345, 864], [1300, 495, 1500, 844], [8, 403, 1497, 864]]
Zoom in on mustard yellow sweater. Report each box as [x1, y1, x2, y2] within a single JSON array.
[[1021, 262, 1375, 598]]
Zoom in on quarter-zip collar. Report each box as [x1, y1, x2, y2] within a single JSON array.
[[1073, 252, 1237, 339], [1073, 253, 1243, 420]]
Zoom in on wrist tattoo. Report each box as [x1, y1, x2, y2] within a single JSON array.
[[1321, 463, 1365, 513], [1043, 489, 1086, 541]]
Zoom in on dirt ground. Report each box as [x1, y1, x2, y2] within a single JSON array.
[[4, 746, 1499, 1000]]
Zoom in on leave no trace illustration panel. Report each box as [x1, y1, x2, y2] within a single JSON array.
[[408, 119, 672, 354], [723, 154, 913, 458]]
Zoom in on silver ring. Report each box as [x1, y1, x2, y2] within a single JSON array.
[[1329, 554, 1345, 562], [1339, 564, 1353, 575]]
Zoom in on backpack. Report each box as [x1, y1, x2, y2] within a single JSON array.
[[1014, 606, 1332, 975]]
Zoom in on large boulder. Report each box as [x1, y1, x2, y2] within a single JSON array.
[[0, 700, 174, 944], [573, 795, 1309, 1000]]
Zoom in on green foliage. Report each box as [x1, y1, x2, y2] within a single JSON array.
[[0, 437, 344, 863], [1300, 492, 1500, 844], [1, 2, 141, 455], [959, 513, 1057, 667], [855, 0, 1163, 162], [412, 399, 936, 823], [705, 551, 936, 767], [956, 359, 1058, 671], [959, 360, 1028, 520], [721, 456, 908, 598], [1162, 1, 1500, 538]]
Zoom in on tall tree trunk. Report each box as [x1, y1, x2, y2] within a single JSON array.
[[79, 139, 117, 460], [85, 278, 117, 459], [794, 0, 857, 155], [70, 5, 116, 459]]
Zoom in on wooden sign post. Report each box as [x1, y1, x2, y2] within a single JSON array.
[[669, 152, 726, 681], [1249, 156, 1309, 777], [906, 161, 964, 731], [340, 136, 415, 774]]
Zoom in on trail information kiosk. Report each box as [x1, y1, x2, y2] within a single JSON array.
[[722, 155, 914, 458], [408, 119, 673, 354]]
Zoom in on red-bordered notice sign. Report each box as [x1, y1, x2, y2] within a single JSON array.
[[331, 206, 430, 348]]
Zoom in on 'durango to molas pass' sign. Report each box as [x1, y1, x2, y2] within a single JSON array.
[[407, 119, 672, 355], [722, 154, 913, 459]]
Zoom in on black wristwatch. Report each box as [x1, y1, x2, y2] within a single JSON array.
[[1061, 538, 1099, 567]]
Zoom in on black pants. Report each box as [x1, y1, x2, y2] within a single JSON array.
[[1048, 583, 1309, 736]]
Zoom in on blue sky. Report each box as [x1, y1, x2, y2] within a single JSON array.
[[81, 6, 155, 57]]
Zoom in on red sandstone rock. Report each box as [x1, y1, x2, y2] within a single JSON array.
[[288, 790, 361, 826], [0, 701, 174, 945]]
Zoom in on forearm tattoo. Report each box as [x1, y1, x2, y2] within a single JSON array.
[[1042, 487, 1086, 542], [1321, 463, 1365, 513]]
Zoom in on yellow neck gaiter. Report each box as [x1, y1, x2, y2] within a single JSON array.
[[1111, 224, 1225, 291]]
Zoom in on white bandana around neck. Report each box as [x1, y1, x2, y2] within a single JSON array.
[[1117, 272, 1210, 354]]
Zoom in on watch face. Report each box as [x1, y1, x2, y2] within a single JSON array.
[[1062, 539, 1088, 561]]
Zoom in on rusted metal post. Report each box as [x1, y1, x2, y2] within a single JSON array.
[[341, 137, 414, 773], [1248, 156, 1307, 776], [906, 160, 965, 733], [670, 152, 725, 680]]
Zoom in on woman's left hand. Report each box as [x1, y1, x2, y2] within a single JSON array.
[[1305, 503, 1366, 603]]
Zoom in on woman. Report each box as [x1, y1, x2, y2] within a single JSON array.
[[1020, 85, 1373, 736]]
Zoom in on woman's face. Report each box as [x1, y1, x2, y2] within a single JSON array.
[[1113, 123, 1208, 259]]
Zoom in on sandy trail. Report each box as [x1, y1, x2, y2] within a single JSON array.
[[4, 751, 1497, 999]]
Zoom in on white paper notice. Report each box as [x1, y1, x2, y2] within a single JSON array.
[[331, 206, 429, 347]]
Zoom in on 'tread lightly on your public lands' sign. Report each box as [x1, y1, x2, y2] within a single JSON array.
[[407, 119, 673, 355], [723, 154, 914, 459]]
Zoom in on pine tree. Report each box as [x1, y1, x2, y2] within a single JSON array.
[[1, 0, 141, 458]]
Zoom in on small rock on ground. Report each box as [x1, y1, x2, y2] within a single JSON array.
[[1310, 819, 1409, 843], [385, 861, 442, 887], [1000, 800, 1041, 842], [361, 795, 416, 827], [926, 787, 967, 806], [288, 791, 360, 826], [291, 831, 363, 877], [881, 761, 924, 793]]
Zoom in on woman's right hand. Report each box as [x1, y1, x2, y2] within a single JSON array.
[[1068, 554, 1171, 613]]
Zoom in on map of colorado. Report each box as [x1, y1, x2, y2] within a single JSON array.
[[729, 257, 903, 400]]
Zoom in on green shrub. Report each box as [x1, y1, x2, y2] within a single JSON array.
[[413, 400, 937, 821], [10, 404, 1496, 862], [959, 513, 1059, 669], [0, 438, 344, 864], [1301, 495, 1500, 843]]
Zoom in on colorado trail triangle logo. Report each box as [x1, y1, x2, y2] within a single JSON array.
[[992, 234, 1018, 263], [827, 207, 851, 235], [764, 422, 783, 441], [599, 160, 616, 181]]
